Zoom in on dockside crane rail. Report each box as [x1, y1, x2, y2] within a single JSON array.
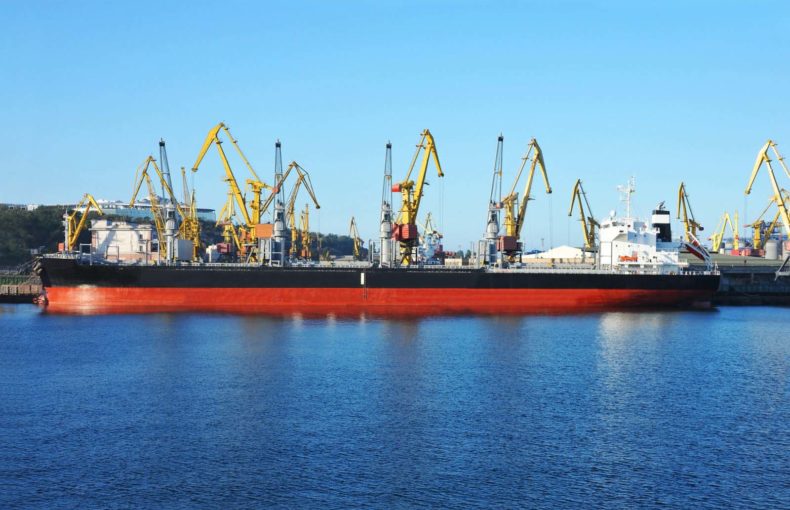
[[349, 216, 363, 260], [500, 138, 552, 259], [568, 179, 599, 250], [677, 182, 704, 243], [745, 139, 790, 237], [64, 193, 103, 252], [393, 129, 444, 265]]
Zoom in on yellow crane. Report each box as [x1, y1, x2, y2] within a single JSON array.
[[709, 212, 740, 253], [749, 189, 790, 250], [283, 163, 321, 260], [299, 204, 312, 260], [64, 193, 103, 252], [393, 129, 444, 265], [349, 216, 363, 260], [500, 138, 552, 259], [130, 160, 166, 243], [131, 155, 202, 259], [677, 182, 704, 243], [568, 179, 598, 250], [192, 123, 271, 250], [745, 139, 790, 238], [215, 187, 243, 253]]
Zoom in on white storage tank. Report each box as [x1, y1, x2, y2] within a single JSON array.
[[765, 239, 780, 260]]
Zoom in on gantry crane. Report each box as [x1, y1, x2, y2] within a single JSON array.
[[131, 155, 201, 259], [709, 212, 740, 253], [500, 138, 552, 260], [64, 194, 103, 252], [349, 216, 363, 260], [748, 189, 790, 250], [677, 182, 704, 243], [745, 140, 790, 239], [393, 129, 444, 265], [568, 179, 599, 250], [192, 123, 271, 252]]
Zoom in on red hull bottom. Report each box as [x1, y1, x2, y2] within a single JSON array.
[[43, 287, 714, 316]]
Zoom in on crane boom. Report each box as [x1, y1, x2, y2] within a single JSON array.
[[497, 138, 551, 260], [750, 189, 790, 249], [192, 123, 267, 228], [676, 182, 704, 242], [393, 129, 444, 265], [65, 193, 103, 252], [130, 160, 166, 242], [744, 140, 790, 237], [709, 212, 740, 253], [131, 155, 202, 259], [568, 179, 598, 250], [349, 216, 362, 260]]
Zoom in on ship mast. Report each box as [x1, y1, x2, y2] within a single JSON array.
[[617, 176, 636, 219]]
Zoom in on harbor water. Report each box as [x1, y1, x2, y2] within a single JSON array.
[[1, 305, 787, 508]]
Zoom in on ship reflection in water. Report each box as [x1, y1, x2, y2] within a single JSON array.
[[1, 305, 786, 508]]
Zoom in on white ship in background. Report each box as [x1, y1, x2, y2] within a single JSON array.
[[597, 178, 710, 273]]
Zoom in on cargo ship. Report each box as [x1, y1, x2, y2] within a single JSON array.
[[35, 132, 720, 316], [36, 256, 719, 315], [35, 205, 720, 315]]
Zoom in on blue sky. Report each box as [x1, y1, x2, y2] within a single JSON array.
[[2, 1, 788, 250]]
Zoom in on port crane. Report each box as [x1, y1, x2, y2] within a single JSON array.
[[64, 193, 103, 252], [349, 216, 363, 260], [299, 204, 312, 260], [500, 138, 552, 260], [192, 123, 272, 251], [418, 212, 443, 263], [481, 135, 506, 265], [709, 212, 740, 253], [129, 159, 166, 243], [677, 182, 704, 243], [379, 142, 394, 267], [215, 188, 243, 253], [393, 129, 444, 265], [283, 162, 321, 260], [131, 154, 202, 259], [745, 140, 790, 239], [748, 189, 790, 250], [568, 179, 598, 250]]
